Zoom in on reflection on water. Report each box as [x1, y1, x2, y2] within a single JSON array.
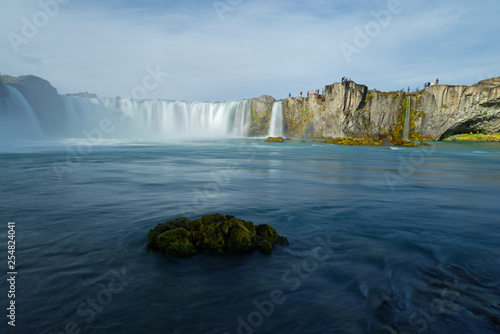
[[1, 139, 499, 334]]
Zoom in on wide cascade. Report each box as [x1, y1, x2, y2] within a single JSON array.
[[62, 96, 253, 140], [268, 100, 284, 137], [0, 85, 253, 140]]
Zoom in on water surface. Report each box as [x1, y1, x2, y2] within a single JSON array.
[[1, 139, 499, 334]]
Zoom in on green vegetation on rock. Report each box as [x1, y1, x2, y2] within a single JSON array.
[[265, 136, 285, 142], [147, 214, 289, 257], [320, 137, 421, 147], [444, 133, 500, 142]]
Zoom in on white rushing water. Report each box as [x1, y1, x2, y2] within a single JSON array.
[[268, 101, 284, 137], [0, 86, 44, 139], [0, 84, 253, 141], [63, 96, 253, 140]]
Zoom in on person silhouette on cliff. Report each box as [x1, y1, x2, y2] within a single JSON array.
[[436, 78, 439, 85], [307, 91, 309, 97], [300, 91, 303, 97]]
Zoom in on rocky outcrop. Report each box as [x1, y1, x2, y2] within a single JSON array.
[[283, 93, 326, 138], [0, 77, 9, 98], [66, 92, 98, 99], [147, 214, 289, 257], [249, 95, 275, 136], [319, 137, 421, 147], [276, 78, 500, 140], [415, 78, 500, 139], [0, 75, 67, 136], [265, 136, 285, 142]]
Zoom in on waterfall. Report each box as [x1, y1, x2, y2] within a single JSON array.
[[60, 96, 252, 140], [403, 96, 411, 140], [0, 86, 44, 140], [268, 101, 284, 137]]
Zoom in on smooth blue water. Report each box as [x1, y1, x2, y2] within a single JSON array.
[[1, 139, 500, 334]]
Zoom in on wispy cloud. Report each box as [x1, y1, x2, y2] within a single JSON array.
[[1, 0, 498, 101]]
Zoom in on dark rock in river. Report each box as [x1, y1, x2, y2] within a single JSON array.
[[265, 136, 285, 142], [147, 214, 289, 257]]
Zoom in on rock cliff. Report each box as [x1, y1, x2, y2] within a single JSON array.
[[249, 95, 274, 136], [0, 74, 67, 136], [0, 77, 9, 98], [273, 78, 500, 140]]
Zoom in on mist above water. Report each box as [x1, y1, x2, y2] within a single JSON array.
[[0, 85, 254, 141]]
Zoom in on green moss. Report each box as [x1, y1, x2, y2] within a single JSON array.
[[226, 224, 254, 253], [157, 228, 197, 257], [256, 240, 273, 254], [147, 214, 288, 257], [284, 101, 314, 137], [442, 104, 449, 109], [249, 101, 271, 135], [388, 92, 429, 140], [322, 137, 420, 147], [256, 224, 280, 243], [444, 133, 500, 142], [265, 136, 285, 142], [364, 92, 373, 104]]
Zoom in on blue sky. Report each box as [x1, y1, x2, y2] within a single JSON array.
[[1, 0, 499, 101]]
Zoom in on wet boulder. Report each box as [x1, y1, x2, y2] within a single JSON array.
[[147, 214, 289, 257]]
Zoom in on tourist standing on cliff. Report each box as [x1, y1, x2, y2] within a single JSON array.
[[436, 78, 439, 85], [307, 91, 309, 97], [300, 91, 302, 97]]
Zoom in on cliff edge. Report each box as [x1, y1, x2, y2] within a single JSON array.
[[0, 74, 67, 136], [276, 77, 500, 140]]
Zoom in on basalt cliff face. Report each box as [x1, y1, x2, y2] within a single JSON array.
[[266, 77, 500, 140], [249, 95, 274, 136]]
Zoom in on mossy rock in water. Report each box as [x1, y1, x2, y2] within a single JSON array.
[[147, 214, 289, 257], [265, 136, 285, 143], [321, 137, 420, 147]]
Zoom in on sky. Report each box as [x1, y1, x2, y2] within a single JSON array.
[[1, 0, 499, 101]]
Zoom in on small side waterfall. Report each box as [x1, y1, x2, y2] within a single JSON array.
[[403, 96, 411, 140], [268, 101, 284, 137]]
